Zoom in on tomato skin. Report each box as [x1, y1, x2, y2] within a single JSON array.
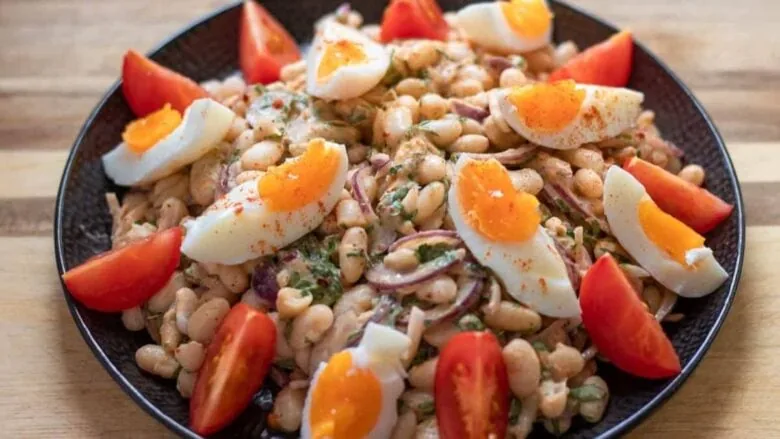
[[549, 30, 633, 87], [190, 304, 276, 435], [122, 50, 207, 117], [62, 227, 182, 312], [380, 0, 449, 42], [580, 254, 682, 379], [434, 331, 509, 439], [623, 157, 733, 233], [240, 0, 301, 85]]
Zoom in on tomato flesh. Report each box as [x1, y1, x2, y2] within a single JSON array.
[[623, 157, 733, 234], [434, 331, 509, 439], [122, 49, 207, 117], [240, 0, 301, 85], [380, 0, 449, 42], [549, 30, 633, 87], [190, 304, 276, 435], [580, 254, 681, 379], [62, 227, 182, 312]]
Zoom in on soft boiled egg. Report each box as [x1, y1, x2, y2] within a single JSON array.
[[448, 156, 579, 318], [301, 322, 410, 439], [306, 21, 390, 101], [456, 0, 553, 54], [180, 138, 348, 265], [498, 80, 644, 150], [102, 98, 234, 186], [603, 166, 728, 297]]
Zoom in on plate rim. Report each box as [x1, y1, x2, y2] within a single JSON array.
[[53, 1, 746, 438]]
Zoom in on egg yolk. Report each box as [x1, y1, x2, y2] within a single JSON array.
[[500, 0, 553, 39], [258, 139, 340, 212], [638, 197, 705, 266], [308, 351, 382, 439], [317, 40, 367, 80], [121, 103, 182, 154], [457, 159, 540, 242], [507, 80, 585, 133]]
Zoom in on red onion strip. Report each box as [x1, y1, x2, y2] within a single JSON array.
[[350, 163, 377, 221], [366, 249, 466, 291], [423, 276, 483, 326], [451, 100, 489, 122], [388, 230, 461, 252]]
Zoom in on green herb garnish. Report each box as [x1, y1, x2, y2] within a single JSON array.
[[415, 243, 452, 263]]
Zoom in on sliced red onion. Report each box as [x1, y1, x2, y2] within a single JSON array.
[[350, 163, 377, 221], [451, 100, 490, 122], [269, 366, 290, 388], [346, 295, 399, 347], [366, 249, 466, 291], [553, 239, 580, 291], [541, 183, 610, 234], [643, 131, 684, 158], [388, 230, 462, 252], [370, 223, 397, 254], [251, 260, 279, 309], [467, 145, 538, 166], [369, 152, 391, 171], [483, 55, 514, 73], [423, 276, 483, 326]]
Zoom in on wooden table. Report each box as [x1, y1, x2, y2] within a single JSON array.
[[0, 0, 777, 437]]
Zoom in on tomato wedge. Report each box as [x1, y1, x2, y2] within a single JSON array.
[[435, 331, 509, 439], [580, 254, 681, 379], [240, 0, 301, 85], [61, 227, 182, 312], [190, 304, 276, 435], [624, 157, 734, 233], [380, 0, 449, 42], [549, 30, 634, 87], [122, 49, 207, 117]]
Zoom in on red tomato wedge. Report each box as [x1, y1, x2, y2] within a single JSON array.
[[580, 254, 681, 379], [549, 30, 634, 87], [435, 331, 509, 439], [380, 0, 449, 42], [240, 0, 301, 85], [624, 157, 734, 233], [61, 227, 182, 312], [190, 304, 276, 435], [122, 49, 207, 117]]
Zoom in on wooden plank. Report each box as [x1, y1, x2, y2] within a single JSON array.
[[0, 151, 68, 198], [0, 198, 54, 236]]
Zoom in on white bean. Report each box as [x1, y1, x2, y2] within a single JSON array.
[[385, 106, 414, 148], [268, 386, 307, 432], [396, 78, 429, 99], [503, 339, 541, 398], [174, 341, 205, 372], [336, 199, 367, 228], [450, 78, 484, 97], [135, 344, 179, 379], [547, 343, 585, 380], [216, 264, 249, 294], [423, 321, 460, 347], [160, 308, 182, 353], [175, 287, 198, 334], [391, 410, 418, 439], [384, 248, 419, 272], [397, 95, 421, 123], [415, 418, 439, 438], [538, 379, 569, 419], [416, 154, 446, 185], [415, 182, 446, 223], [148, 271, 186, 313], [157, 197, 187, 230], [408, 357, 438, 391], [241, 140, 284, 171], [177, 369, 197, 399], [276, 287, 313, 319], [334, 284, 378, 316], [415, 275, 457, 304], [559, 147, 605, 173], [290, 305, 334, 350], [269, 312, 294, 359], [187, 298, 230, 344], [424, 119, 463, 147], [679, 164, 705, 186], [419, 94, 449, 120], [509, 169, 544, 195], [579, 376, 609, 423], [448, 134, 489, 153], [339, 227, 368, 285], [406, 41, 440, 71], [483, 301, 542, 333], [121, 307, 145, 332], [500, 68, 528, 88]]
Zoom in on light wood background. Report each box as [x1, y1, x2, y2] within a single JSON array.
[[1, 0, 778, 437]]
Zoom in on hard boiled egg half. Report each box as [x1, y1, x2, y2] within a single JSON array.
[[301, 322, 410, 439], [456, 0, 553, 54], [306, 21, 390, 101], [180, 138, 348, 265], [102, 98, 234, 186], [603, 166, 728, 297], [448, 156, 579, 318], [498, 80, 643, 150]]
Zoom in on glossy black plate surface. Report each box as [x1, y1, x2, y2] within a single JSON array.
[[54, 1, 745, 437]]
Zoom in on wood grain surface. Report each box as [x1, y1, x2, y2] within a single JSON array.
[[0, 0, 777, 437]]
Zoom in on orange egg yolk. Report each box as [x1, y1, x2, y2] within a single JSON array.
[[500, 0, 553, 39], [257, 139, 340, 212], [121, 104, 182, 154], [638, 197, 705, 266], [308, 351, 382, 439], [507, 80, 585, 133], [317, 40, 367, 80], [457, 159, 540, 242]]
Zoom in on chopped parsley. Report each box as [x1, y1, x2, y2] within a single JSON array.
[[381, 51, 404, 86], [532, 340, 549, 352], [388, 164, 403, 176], [417, 400, 435, 417], [284, 236, 343, 306], [457, 314, 485, 331], [414, 243, 452, 263], [509, 398, 522, 423]]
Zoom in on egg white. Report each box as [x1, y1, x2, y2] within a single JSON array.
[[306, 22, 390, 101], [603, 166, 728, 297], [498, 84, 644, 150], [102, 98, 234, 186], [448, 156, 579, 318], [180, 141, 348, 265], [301, 323, 409, 439], [456, 1, 552, 54]]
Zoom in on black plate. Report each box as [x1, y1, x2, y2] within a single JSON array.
[[54, 1, 746, 437]]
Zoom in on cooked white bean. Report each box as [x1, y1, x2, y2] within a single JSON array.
[[531, 152, 573, 182], [450, 78, 484, 97], [241, 140, 284, 171], [554, 41, 579, 67], [509, 168, 544, 195], [189, 152, 222, 206], [419, 94, 449, 120], [269, 312, 294, 359], [160, 308, 182, 353], [309, 310, 360, 373], [559, 147, 605, 173], [384, 248, 419, 272], [403, 307, 426, 368], [538, 379, 569, 419], [174, 341, 205, 372], [340, 227, 368, 285], [396, 78, 429, 99], [235, 170, 264, 185], [424, 119, 463, 147], [334, 284, 378, 316], [458, 116, 485, 135], [174, 287, 198, 334], [459, 64, 495, 89], [290, 304, 334, 350], [415, 418, 439, 439], [483, 301, 542, 333], [385, 106, 414, 149], [679, 164, 705, 186], [280, 59, 306, 82], [336, 199, 367, 228], [216, 264, 249, 293], [508, 394, 539, 439], [408, 357, 438, 391], [416, 154, 447, 185], [176, 369, 197, 399], [448, 134, 489, 153], [276, 287, 313, 319], [347, 144, 369, 164], [423, 321, 460, 347], [464, 91, 489, 109], [500, 67, 528, 88], [187, 298, 230, 344], [268, 386, 307, 432], [121, 307, 145, 332], [415, 181, 446, 222], [503, 339, 541, 398], [484, 115, 522, 150], [232, 129, 256, 154], [148, 271, 186, 313], [135, 344, 179, 379], [574, 168, 604, 199], [579, 376, 609, 423], [548, 343, 586, 380], [391, 410, 418, 439], [397, 95, 421, 123], [415, 275, 457, 304], [406, 41, 440, 71]]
